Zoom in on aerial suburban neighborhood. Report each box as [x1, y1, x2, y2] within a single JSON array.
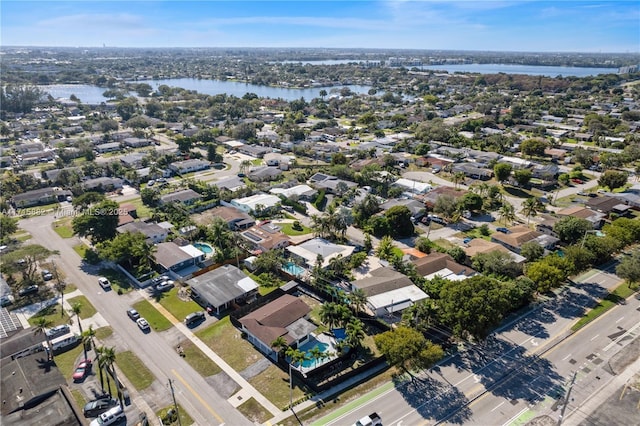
[[1, 28, 640, 426]]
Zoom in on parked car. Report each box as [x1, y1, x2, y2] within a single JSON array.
[[571, 178, 583, 184], [463, 237, 474, 245], [89, 405, 125, 426], [496, 227, 510, 234], [151, 275, 169, 285], [72, 359, 92, 381], [155, 280, 175, 293], [147, 179, 155, 186], [0, 294, 15, 307], [98, 277, 111, 290], [185, 311, 205, 327], [83, 398, 118, 418], [18, 285, 39, 297], [126, 309, 140, 321], [41, 269, 54, 281], [136, 317, 151, 331], [46, 324, 70, 339]]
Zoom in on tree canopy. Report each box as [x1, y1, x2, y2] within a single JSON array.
[[553, 216, 593, 245], [598, 170, 628, 191], [374, 326, 444, 375], [72, 200, 120, 243]]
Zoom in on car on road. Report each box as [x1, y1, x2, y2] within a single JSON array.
[[46, 324, 71, 339], [83, 398, 118, 418], [237, 172, 246, 177], [126, 309, 140, 321], [155, 280, 175, 293], [496, 227, 510, 234], [41, 269, 54, 281], [571, 178, 584, 184], [72, 359, 92, 381], [136, 317, 151, 331], [18, 285, 39, 297], [98, 277, 111, 290]]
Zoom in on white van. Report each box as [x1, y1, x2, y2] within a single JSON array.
[[90, 405, 124, 426], [43, 332, 79, 352]]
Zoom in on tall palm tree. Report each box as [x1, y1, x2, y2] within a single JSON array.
[[319, 302, 340, 329], [521, 197, 541, 224], [101, 346, 122, 404], [95, 346, 110, 396], [498, 202, 516, 226], [308, 346, 323, 368], [33, 317, 54, 361], [270, 336, 288, 360], [284, 347, 309, 409], [82, 325, 96, 361], [346, 319, 366, 349], [239, 160, 252, 175], [348, 288, 368, 317], [452, 172, 466, 189]]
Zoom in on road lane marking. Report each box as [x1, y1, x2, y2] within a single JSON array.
[[616, 316, 624, 323], [562, 353, 572, 361], [590, 334, 599, 341], [502, 407, 528, 426], [491, 401, 505, 412], [172, 369, 224, 424], [603, 322, 640, 352]]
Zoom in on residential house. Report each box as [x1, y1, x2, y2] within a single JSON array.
[[187, 265, 259, 314], [269, 184, 317, 202], [211, 176, 246, 192], [556, 206, 606, 229], [491, 225, 559, 254], [238, 144, 270, 158], [535, 214, 560, 238], [18, 150, 55, 165], [14, 142, 44, 154], [123, 137, 151, 148], [153, 242, 205, 274], [95, 142, 122, 153], [205, 206, 255, 230], [286, 238, 354, 270], [308, 173, 358, 195], [605, 185, 640, 209], [10, 187, 69, 208], [392, 178, 432, 195], [120, 152, 147, 169], [412, 252, 476, 281], [380, 199, 426, 220], [159, 189, 202, 206], [240, 223, 291, 254], [82, 177, 124, 192], [350, 267, 429, 317], [228, 193, 282, 213], [451, 163, 493, 180], [544, 148, 568, 161], [248, 166, 283, 182], [169, 159, 211, 175], [463, 239, 526, 264], [42, 167, 83, 183], [586, 196, 632, 216], [263, 153, 291, 170], [116, 221, 169, 244], [532, 164, 560, 180], [239, 294, 316, 361], [421, 186, 468, 208]]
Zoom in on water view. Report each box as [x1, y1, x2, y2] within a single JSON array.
[[39, 78, 372, 104]]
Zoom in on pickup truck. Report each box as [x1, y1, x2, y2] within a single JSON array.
[[353, 412, 382, 426]]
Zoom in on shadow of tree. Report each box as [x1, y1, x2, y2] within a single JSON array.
[[393, 373, 473, 424]]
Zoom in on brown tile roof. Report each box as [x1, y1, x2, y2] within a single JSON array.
[[463, 239, 511, 257], [208, 206, 253, 223], [239, 295, 311, 346], [491, 225, 541, 248], [558, 205, 603, 219], [351, 268, 414, 297], [412, 252, 474, 277]]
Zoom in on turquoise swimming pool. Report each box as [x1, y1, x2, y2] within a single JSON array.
[[193, 242, 213, 254], [282, 261, 305, 277], [297, 338, 330, 368]]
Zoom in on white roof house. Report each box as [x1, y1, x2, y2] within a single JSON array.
[[393, 178, 433, 194], [286, 238, 355, 269], [269, 184, 317, 199], [229, 193, 281, 213]]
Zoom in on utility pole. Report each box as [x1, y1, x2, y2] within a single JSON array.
[[168, 379, 183, 426], [557, 371, 577, 426]]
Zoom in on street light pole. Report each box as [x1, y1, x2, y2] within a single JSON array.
[[168, 379, 183, 426]]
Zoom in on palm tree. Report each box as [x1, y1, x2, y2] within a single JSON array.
[[348, 288, 368, 317], [33, 317, 54, 360], [452, 172, 466, 189], [521, 197, 541, 224], [346, 319, 366, 349], [309, 346, 323, 368], [101, 346, 122, 404], [284, 347, 309, 409], [319, 302, 340, 329], [239, 160, 252, 176], [375, 235, 397, 262], [498, 202, 516, 226], [82, 325, 96, 361], [94, 346, 108, 394], [270, 336, 288, 360]]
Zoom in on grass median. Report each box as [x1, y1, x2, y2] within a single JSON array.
[[116, 350, 154, 391], [67, 295, 97, 318], [572, 282, 636, 331]]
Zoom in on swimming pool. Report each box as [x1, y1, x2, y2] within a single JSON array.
[[282, 261, 305, 277], [193, 242, 213, 254], [297, 338, 330, 368]]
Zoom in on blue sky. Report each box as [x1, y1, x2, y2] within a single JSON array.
[[2, 1, 638, 52]]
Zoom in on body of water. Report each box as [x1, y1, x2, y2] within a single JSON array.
[[414, 63, 616, 77], [40, 78, 372, 104]]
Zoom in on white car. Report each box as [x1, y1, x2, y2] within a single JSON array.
[[98, 277, 111, 290], [136, 318, 150, 331]]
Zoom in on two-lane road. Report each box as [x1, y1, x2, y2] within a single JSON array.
[[19, 212, 251, 425]]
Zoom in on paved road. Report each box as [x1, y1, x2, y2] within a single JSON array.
[[19, 211, 252, 426], [313, 266, 637, 426]]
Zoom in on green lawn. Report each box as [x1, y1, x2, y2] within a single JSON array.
[[156, 404, 193, 426], [63, 283, 77, 294], [28, 304, 72, 327], [571, 282, 636, 331], [73, 243, 88, 258], [119, 198, 152, 219], [53, 218, 74, 238], [157, 286, 202, 321], [15, 232, 32, 242], [54, 344, 84, 379], [236, 397, 272, 424], [195, 316, 264, 371], [251, 159, 263, 166], [70, 389, 87, 413], [94, 326, 113, 341], [132, 300, 173, 331], [278, 222, 313, 236], [116, 351, 155, 391], [98, 268, 133, 294], [179, 340, 222, 377], [249, 364, 308, 410], [66, 295, 97, 319]]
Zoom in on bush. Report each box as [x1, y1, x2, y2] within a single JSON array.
[[292, 221, 303, 231], [313, 189, 326, 211]]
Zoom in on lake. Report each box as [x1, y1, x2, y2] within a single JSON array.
[[40, 78, 372, 104], [276, 60, 616, 77]]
